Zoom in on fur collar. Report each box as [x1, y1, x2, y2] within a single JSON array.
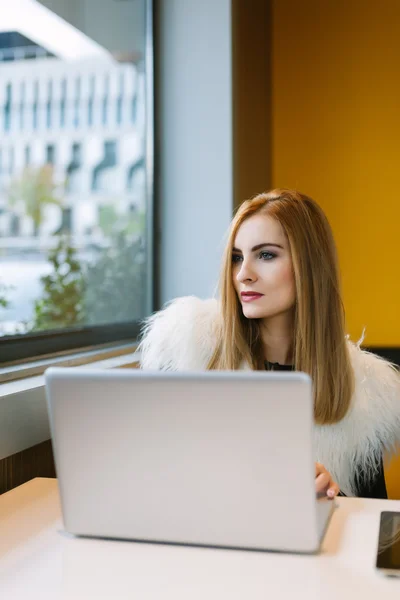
[[139, 296, 400, 496]]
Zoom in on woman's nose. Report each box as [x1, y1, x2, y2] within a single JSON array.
[[236, 261, 257, 283]]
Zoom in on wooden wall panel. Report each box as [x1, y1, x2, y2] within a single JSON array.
[[232, 0, 272, 208], [0, 440, 56, 495]]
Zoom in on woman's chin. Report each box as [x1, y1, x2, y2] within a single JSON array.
[[241, 305, 266, 319]]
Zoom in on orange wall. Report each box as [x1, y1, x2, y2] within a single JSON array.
[[272, 0, 400, 345]]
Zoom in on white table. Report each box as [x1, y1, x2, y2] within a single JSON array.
[[0, 478, 400, 599]]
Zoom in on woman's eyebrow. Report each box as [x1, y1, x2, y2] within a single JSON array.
[[232, 243, 284, 253]]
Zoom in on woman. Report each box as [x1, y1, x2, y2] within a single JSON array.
[[139, 189, 400, 498]]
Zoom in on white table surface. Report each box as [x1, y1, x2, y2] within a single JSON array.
[[1, 478, 400, 599]]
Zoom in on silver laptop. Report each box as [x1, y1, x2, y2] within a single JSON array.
[[45, 367, 335, 553]]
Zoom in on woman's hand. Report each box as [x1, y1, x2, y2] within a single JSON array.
[[315, 462, 340, 498]]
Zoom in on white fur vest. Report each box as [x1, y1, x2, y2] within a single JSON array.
[[138, 296, 400, 496]]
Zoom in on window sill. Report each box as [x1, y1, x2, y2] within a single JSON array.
[[0, 345, 141, 461], [0, 342, 139, 384]]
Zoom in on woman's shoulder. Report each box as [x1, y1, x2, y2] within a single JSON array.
[[138, 296, 221, 370], [347, 340, 400, 401], [315, 341, 400, 496], [344, 339, 400, 453]]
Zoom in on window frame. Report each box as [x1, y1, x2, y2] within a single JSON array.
[[0, 0, 156, 366]]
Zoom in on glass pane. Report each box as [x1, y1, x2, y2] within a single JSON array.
[[0, 0, 151, 337]]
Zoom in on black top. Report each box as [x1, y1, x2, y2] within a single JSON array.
[[264, 360, 388, 499], [354, 460, 387, 499]]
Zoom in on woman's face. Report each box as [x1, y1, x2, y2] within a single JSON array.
[[232, 213, 296, 321]]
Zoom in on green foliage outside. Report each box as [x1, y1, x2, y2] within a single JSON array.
[[32, 237, 86, 331], [8, 165, 64, 236], [30, 205, 146, 332], [0, 280, 9, 310], [3, 163, 145, 333], [84, 233, 145, 325], [0, 280, 16, 336]]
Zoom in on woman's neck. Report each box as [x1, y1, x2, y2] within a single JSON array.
[[260, 313, 294, 365]]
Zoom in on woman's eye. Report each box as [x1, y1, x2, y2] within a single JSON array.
[[259, 251, 276, 261], [232, 254, 243, 263]]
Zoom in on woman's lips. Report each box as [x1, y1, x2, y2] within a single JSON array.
[[241, 292, 264, 303]]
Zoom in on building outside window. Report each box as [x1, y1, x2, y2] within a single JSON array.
[[0, 0, 153, 362]]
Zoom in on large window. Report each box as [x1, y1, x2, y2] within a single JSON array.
[[0, 0, 154, 363]]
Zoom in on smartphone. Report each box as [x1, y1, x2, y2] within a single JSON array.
[[376, 511, 400, 576]]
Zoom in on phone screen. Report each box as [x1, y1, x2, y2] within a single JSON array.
[[376, 511, 400, 571]]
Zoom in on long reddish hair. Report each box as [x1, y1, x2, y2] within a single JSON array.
[[208, 189, 354, 425]]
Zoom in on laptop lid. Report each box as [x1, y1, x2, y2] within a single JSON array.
[[45, 367, 325, 553]]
